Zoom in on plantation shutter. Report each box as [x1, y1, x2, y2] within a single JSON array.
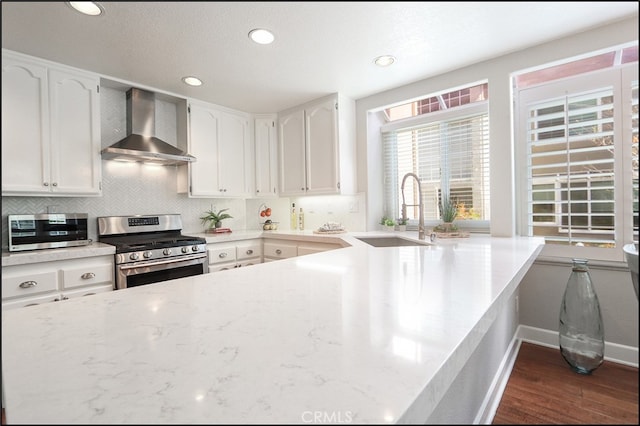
[[526, 88, 617, 245]]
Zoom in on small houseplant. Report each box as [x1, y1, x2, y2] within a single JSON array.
[[380, 216, 396, 231], [395, 217, 407, 232], [200, 208, 232, 230], [436, 197, 458, 232]]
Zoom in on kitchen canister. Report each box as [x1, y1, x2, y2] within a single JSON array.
[[558, 258, 605, 374]]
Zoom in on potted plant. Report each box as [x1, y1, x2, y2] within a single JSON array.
[[380, 216, 396, 231], [200, 208, 232, 230], [436, 197, 458, 232], [395, 217, 407, 232]]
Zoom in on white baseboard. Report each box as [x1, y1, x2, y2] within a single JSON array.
[[517, 325, 639, 368], [474, 336, 522, 424], [476, 326, 638, 424]]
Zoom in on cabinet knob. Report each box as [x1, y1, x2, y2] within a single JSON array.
[[19, 280, 37, 289], [52, 182, 58, 187], [276, 249, 282, 255], [81, 272, 96, 279], [219, 252, 227, 258], [43, 182, 49, 187], [256, 189, 260, 193], [246, 249, 253, 255]]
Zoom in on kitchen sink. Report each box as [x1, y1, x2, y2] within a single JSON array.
[[354, 236, 432, 247]]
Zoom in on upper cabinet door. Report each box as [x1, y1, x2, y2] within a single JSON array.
[[278, 109, 306, 195], [48, 68, 101, 195], [188, 102, 221, 196], [277, 93, 355, 197], [218, 110, 252, 197], [254, 116, 278, 197], [2, 51, 102, 197], [1, 56, 50, 194], [184, 101, 253, 198], [305, 98, 339, 195]]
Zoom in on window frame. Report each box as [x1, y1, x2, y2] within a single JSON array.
[[381, 100, 491, 232]]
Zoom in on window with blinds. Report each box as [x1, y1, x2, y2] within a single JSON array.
[[381, 105, 490, 227], [518, 63, 638, 256]]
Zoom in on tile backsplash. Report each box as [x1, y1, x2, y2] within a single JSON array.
[[2, 87, 366, 250]]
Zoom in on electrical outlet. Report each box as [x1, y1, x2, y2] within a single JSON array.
[[349, 201, 359, 213]]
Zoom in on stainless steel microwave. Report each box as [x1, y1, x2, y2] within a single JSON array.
[[8, 213, 90, 252]]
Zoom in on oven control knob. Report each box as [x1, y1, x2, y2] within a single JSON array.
[[181, 246, 189, 254], [143, 251, 153, 259], [129, 253, 139, 261], [163, 248, 172, 256], [191, 245, 200, 252]]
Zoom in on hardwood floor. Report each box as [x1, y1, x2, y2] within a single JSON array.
[[493, 342, 639, 424], [2, 342, 637, 425]]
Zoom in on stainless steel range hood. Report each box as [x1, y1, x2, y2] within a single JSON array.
[[101, 88, 196, 165]]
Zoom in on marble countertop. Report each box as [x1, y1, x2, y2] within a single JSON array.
[[1, 242, 115, 267], [1, 232, 544, 424]]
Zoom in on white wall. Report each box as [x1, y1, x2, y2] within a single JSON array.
[[355, 17, 639, 350]]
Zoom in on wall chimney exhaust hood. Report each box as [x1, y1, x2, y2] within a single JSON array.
[[101, 88, 196, 165]]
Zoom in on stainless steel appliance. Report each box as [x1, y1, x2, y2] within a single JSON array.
[[98, 214, 208, 290], [8, 213, 89, 252], [100, 88, 196, 165]]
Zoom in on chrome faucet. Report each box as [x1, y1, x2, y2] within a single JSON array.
[[401, 172, 425, 240]]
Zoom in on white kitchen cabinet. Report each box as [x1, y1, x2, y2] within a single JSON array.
[[278, 93, 356, 196], [1, 256, 114, 311], [1, 49, 102, 196], [254, 115, 278, 197], [263, 240, 298, 261], [179, 100, 253, 198], [263, 238, 342, 262], [207, 239, 262, 271]]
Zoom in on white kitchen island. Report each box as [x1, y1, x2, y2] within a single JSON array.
[[1, 233, 543, 424]]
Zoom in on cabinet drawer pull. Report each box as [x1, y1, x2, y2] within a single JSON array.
[[275, 249, 282, 255], [246, 249, 253, 255], [81, 272, 96, 279], [219, 252, 227, 258], [19, 280, 37, 289]]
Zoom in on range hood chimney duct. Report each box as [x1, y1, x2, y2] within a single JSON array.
[[101, 88, 196, 165]]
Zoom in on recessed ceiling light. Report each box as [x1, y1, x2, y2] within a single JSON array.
[[182, 76, 203, 87], [67, 2, 104, 16], [249, 28, 275, 45], [374, 55, 396, 67]]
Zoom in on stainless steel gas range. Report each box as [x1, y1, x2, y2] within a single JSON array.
[[98, 214, 208, 290]]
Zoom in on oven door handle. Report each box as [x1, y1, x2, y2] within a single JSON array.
[[118, 254, 207, 270]]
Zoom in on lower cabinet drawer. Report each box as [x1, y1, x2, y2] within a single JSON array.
[[236, 242, 262, 261], [263, 242, 297, 259], [2, 293, 60, 311], [2, 270, 58, 299], [208, 246, 237, 265], [63, 284, 113, 299], [62, 263, 113, 290]]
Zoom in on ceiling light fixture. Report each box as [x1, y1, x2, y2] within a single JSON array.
[[374, 55, 396, 67], [67, 2, 104, 16], [182, 76, 203, 87], [249, 28, 275, 45]]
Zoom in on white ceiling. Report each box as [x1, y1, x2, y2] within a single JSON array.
[[2, 2, 638, 113]]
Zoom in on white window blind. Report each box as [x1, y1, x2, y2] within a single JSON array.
[[382, 110, 490, 226]]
